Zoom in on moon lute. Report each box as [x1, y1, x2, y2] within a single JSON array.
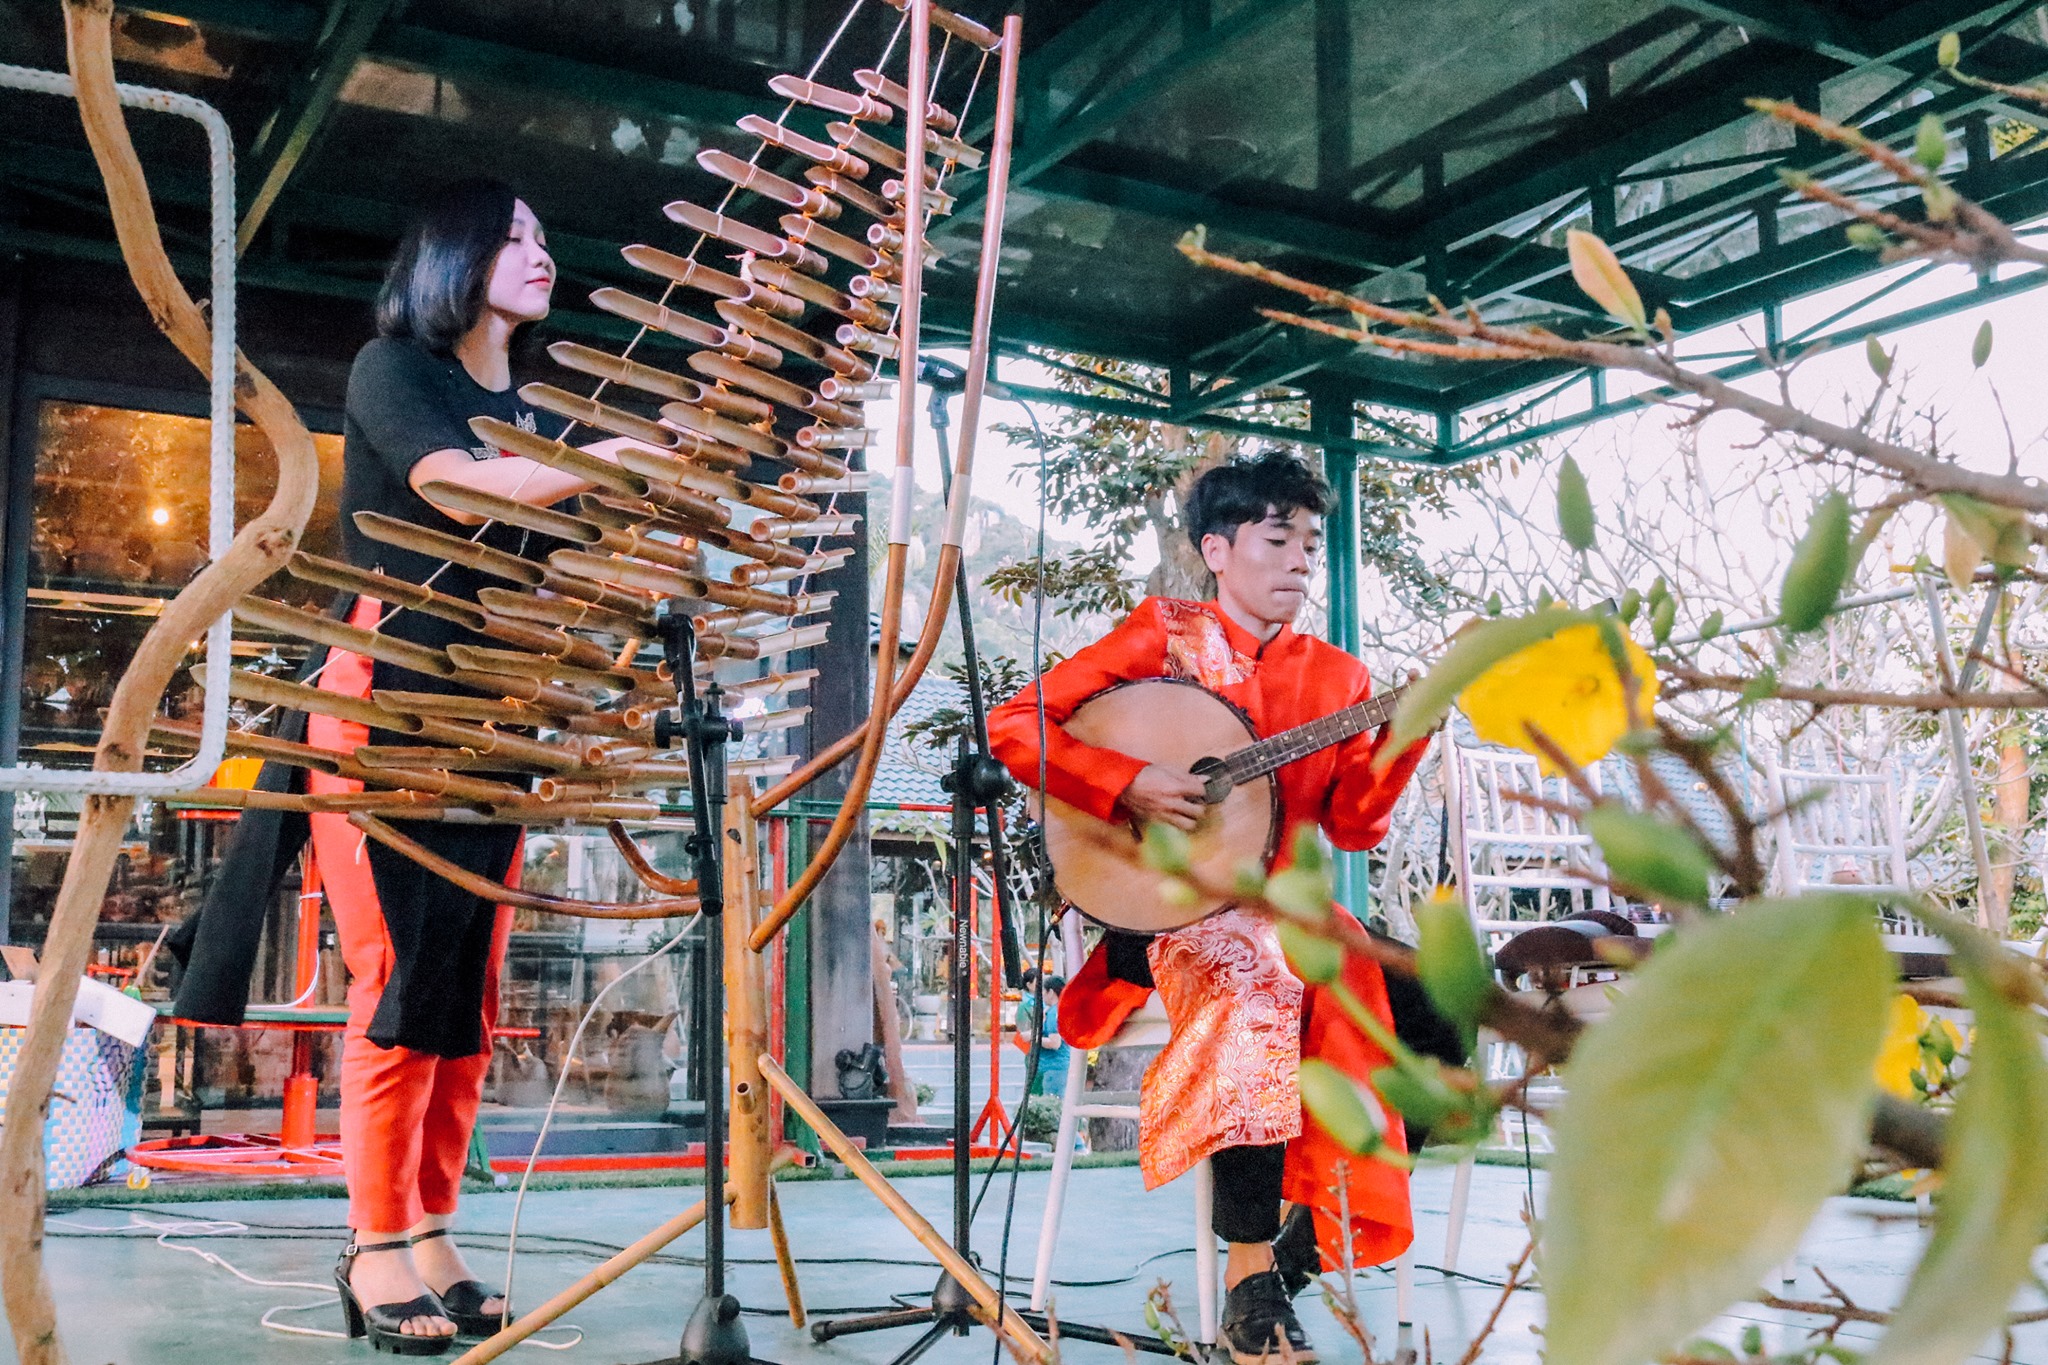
[[1037, 678, 1407, 933]]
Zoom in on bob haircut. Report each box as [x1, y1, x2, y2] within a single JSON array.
[[374, 179, 521, 351], [1184, 452, 1331, 548]]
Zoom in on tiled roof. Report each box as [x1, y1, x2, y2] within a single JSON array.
[[870, 675, 967, 815]]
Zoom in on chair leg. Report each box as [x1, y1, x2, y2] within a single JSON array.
[[1395, 1247, 1415, 1340], [1443, 1152, 1474, 1275], [1194, 1158, 1218, 1344], [1030, 1057, 1088, 1312]]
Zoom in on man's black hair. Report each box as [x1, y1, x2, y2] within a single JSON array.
[[375, 179, 521, 352], [1184, 451, 1330, 549]]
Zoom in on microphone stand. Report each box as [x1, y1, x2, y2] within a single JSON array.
[[635, 603, 756, 1365]]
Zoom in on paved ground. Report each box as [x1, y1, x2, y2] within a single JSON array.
[[14, 1160, 2048, 1363]]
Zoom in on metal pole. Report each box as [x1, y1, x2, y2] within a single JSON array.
[[1313, 387, 1366, 912]]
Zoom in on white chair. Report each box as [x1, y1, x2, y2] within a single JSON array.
[[1032, 910, 1219, 1344], [1448, 740, 1618, 946], [1768, 760, 1941, 953]]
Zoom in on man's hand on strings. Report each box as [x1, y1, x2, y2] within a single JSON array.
[[1120, 764, 1208, 832]]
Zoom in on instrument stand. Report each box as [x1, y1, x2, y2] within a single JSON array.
[[806, 370, 1179, 1362], [634, 603, 761, 1365]]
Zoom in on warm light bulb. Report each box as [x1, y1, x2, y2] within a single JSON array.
[[149, 506, 171, 526]]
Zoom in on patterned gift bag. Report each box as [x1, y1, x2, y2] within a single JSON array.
[[0, 1022, 149, 1189]]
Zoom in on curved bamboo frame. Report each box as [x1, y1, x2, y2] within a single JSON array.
[[349, 815, 699, 919], [748, 5, 1022, 953], [0, 7, 322, 1359]]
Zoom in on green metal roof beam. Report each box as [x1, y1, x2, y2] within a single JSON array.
[[236, 0, 406, 254], [997, 380, 1445, 463], [953, 0, 1313, 220]]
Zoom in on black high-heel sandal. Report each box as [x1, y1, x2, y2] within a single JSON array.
[[335, 1237, 455, 1356], [410, 1226, 511, 1338]]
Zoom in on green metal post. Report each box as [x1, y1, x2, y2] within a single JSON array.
[[780, 816, 817, 1154], [1312, 388, 1369, 915]]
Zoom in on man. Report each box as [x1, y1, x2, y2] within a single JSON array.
[[988, 453, 1429, 1365], [1014, 969, 1070, 1099]]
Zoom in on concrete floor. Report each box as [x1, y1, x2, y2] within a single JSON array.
[[15, 1160, 2048, 1364]]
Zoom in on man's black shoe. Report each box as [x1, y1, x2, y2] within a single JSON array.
[[1219, 1270, 1318, 1365], [1272, 1205, 1321, 1299]]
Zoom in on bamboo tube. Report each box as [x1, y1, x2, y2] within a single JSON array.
[[234, 596, 454, 678], [599, 451, 742, 522], [418, 480, 605, 545], [620, 246, 748, 301], [590, 287, 778, 369], [853, 69, 958, 133], [926, 127, 985, 169], [664, 197, 826, 271], [794, 425, 874, 452], [475, 587, 651, 638], [805, 392, 866, 427], [442, 668, 603, 716], [696, 608, 787, 635], [193, 661, 416, 735], [152, 720, 529, 804], [654, 428, 756, 473], [766, 1181, 806, 1328], [472, 415, 647, 499], [370, 690, 558, 727], [722, 670, 816, 702], [885, 178, 955, 216], [486, 798, 663, 823], [546, 342, 704, 406], [715, 299, 837, 370], [848, 274, 902, 303], [741, 708, 809, 734], [836, 324, 898, 360], [736, 281, 807, 323], [622, 452, 816, 521], [781, 214, 881, 272], [806, 167, 898, 222], [532, 767, 686, 802], [734, 116, 868, 180], [746, 258, 860, 319], [767, 74, 891, 122], [351, 815, 698, 918], [816, 376, 891, 403], [726, 779, 773, 1230], [410, 717, 603, 774], [659, 401, 791, 462], [159, 787, 456, 815], [731, 550, 850, 586], [445, 644, 645, 694], [549, 550, 826, 617], [358, 745, 553, 773], [285, 553, 488, 631], [761, 1057, 1052, 1364], [750, 513, 860, 542], [515, 384, 679, 450], [700, 622, 830, 662], [752, 11, 1022, 843], [829, 120, 907, 173], [446, 1190, 731, 1365], [687, 350, 820, 415], [354, 512, 541, 587], [701, 524, 813, 569], [696, 148, 837, 217], [878, 0, 1000, 51]]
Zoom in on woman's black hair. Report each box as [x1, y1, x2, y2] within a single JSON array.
[[1184, 451, 1331, 548], [375, 178, 521, 352]]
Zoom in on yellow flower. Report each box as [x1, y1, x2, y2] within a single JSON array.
[[1457, 622, 1657, 772], [1873, 993, 1964, 1100]]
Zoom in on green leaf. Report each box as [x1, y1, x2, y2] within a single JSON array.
[[1414, 893, 1490, 1055], [1937, 492, 2031, 586], [1618, 588, 1641, 624], [1557, 455, 1597, 551], [1484, 591, 1503, 616], [1583, 805, 1715, 907], [1371, 1063, 1459, 1133], [1566, 228, 1648, 332], [1277, 920, 1344, 986], [1650, 593, 1678, 645], [1140, 821, 1191, 875], [1865, 333, 1893, 378], [1647, 576, 1670, 608], [1384, 608, 1588, 752], [1847, 222, 1887, 252], [1740, 1324, 1765, 1357], [1542, 894, 1892, 1365], [1299, 1058, 1384, 1156], [1866, 957, 2048, 1365], [1915, 113, 1949, 171], [1972, 319, 1993, 368], [1939, 31, 1962, 67], [1265, 867, 1332, 923], [1923, 179, 1959, 221], [1739, 667, 1780, 705], [1698, 609, 1725, 641], [1779, 492, 1851, 633]]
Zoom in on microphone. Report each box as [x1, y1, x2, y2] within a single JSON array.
[[916, 356, 1013, 401]]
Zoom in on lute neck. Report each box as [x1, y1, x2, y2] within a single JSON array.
[[1214, 686, 1406, 787]]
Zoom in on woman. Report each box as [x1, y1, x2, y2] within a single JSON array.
[[316, 180, 629, 1353]]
